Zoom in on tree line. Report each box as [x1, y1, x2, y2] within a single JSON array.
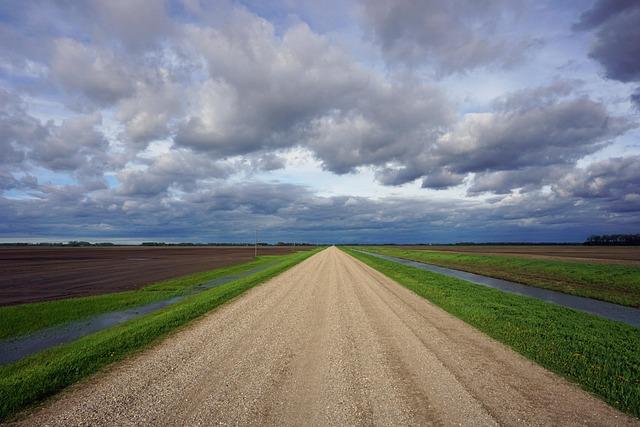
[[584, 234, 640, 246]]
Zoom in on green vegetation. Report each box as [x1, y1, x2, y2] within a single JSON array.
[[359, 246, 640, 307], [0, 248, 319, 421], [343, 247, 640, 418], [0, 255, 283, 340]]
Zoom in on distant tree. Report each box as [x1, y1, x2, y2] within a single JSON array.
[[67, 241, 92, 247], [585, 234, 640, 245]]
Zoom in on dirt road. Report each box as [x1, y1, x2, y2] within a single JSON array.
[[13, 247, 637, 426]]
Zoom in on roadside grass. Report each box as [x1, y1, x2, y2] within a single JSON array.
[[0, 255, 285, 340], [359, 246, 640, 307], [0, 248, 320, 421], [342, 247, 640, 418]]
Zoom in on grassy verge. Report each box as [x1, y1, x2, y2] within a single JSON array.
[[359, 246, 640, 307], [342, 247, 640, 418], [0, 255, 284, 340], [0, 248, 321, 421]]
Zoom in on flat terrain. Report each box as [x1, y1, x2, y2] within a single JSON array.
[[362, 246, 640, 306], [399, 245, 640, 266], [13, 247, 636, 425], [0, 246, 304, 306]]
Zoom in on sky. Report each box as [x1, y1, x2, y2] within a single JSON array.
[[1, 0, 639, 244]]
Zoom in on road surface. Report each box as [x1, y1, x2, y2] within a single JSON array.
[[13, 247, 637, 426]]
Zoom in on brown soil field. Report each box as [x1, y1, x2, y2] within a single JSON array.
[[397, 245, 640, 266], [0, 246, 308, 306]]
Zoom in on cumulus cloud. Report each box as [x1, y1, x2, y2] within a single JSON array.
[[468, 166, 570, 195], [0, 89, 39, 168], [169, 12, 454, 176], [358, 0, 535, 74], [575, 0, 640, 107], [116, 149, 233, 197], [430, 85, 630, 192], [84, 0, 173, 50], [438, 98, 621, 171], [574, 0, 640, 82], [372, 82, 631, 192], [116, 81, 184, 143], [50, 38, 135, 105], [31, 113, 109, 177], [307, 78, 452, 175], [175, 17, 382, 157], [0, 88, 113, 192], [1, 0, 639, 242], [555, 155, 640, 212]]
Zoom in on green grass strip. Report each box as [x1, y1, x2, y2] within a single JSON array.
[[342, 247, 640, 418], [0, 248, 320, 421], [359, 246, 640, 307], [0, 256, 281, 340]]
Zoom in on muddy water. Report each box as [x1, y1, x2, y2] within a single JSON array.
[[0, 263, 275, 365], [358, 250, 640, 328]]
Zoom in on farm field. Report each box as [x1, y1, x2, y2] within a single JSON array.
[[398, 244, 640, 266], [6, 247, 637, 425], [360, 246, 640, 307], [0, 248, 319, 420], [0, 246, 306, 306], [0, 254, 292, 340]]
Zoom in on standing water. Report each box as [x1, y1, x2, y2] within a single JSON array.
[[357, 250, 640, 328], [0, 262, 276, 365]]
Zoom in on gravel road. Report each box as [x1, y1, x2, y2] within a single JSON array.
[[12, 247, 638, 426]]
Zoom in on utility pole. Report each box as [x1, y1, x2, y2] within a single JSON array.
[[254, 226, 257, 258]]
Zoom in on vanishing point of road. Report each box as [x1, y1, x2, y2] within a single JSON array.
[[13, 247, 638, 426]]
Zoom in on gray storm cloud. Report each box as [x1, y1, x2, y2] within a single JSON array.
[[0, 0, 638, 242], [358, 0, 535, 74], [575, 0, 640, 108]]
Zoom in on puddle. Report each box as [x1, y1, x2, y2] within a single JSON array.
[[357, 250, 640, 328], [0, 262, 276, 365]]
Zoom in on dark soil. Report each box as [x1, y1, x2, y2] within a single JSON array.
[[0, 246, 308, 306]]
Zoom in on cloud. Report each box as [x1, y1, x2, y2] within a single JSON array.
[[555, 155, 640, 212], [631, 88, 640, 110], [31, 113, 108, 173], [2, 178, 639, 243], [0, 88, 113, 192], [575, 0, 640, 107], [174, 17, 376, 157], [358, 0, 535, 74], [573, 0, 637, 31], [306, 78, 452, 175], [1, 0, 639, 243], [371, 82, 632, 192], [0, 89, 39, 168], [425, 84, 631, 192], [50, 38, 135, 105], [467, 166, 571, 195], [116, 149, 233, 197], [116, 81, 184, 143], [84, 0, 173, 50], [171, 13, 453, 175]]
